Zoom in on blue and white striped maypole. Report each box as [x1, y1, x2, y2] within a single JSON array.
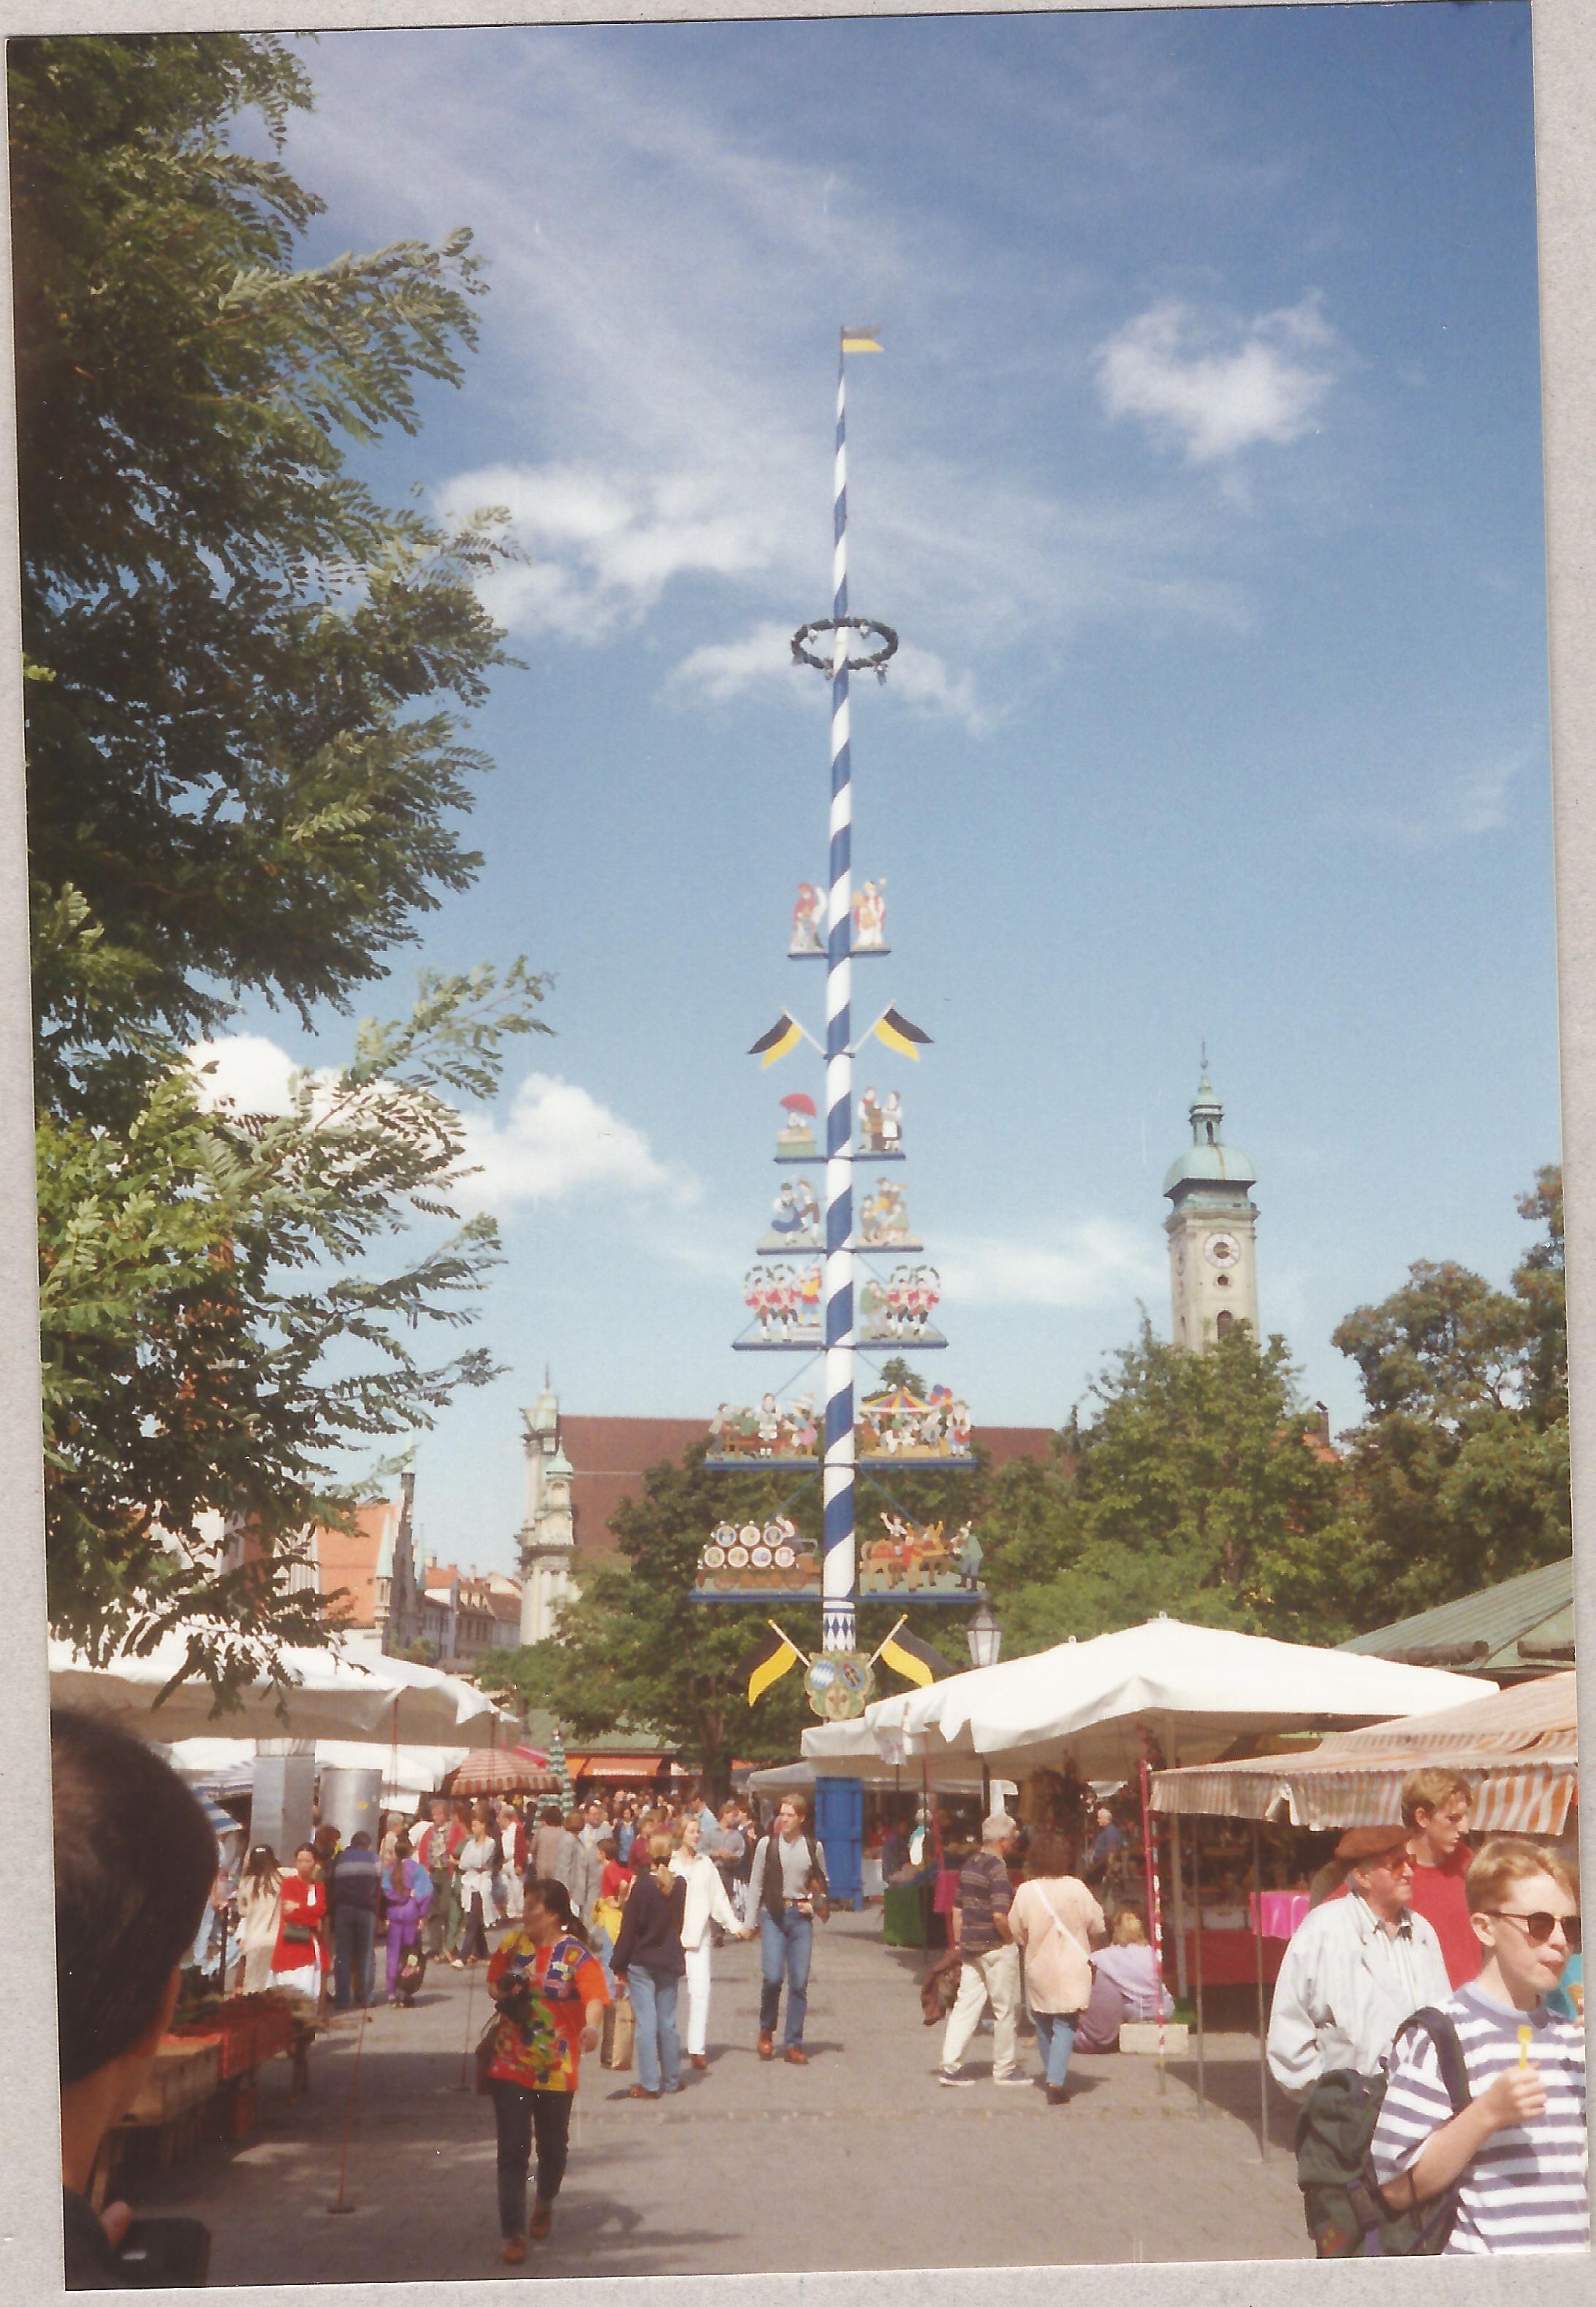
[[822, 331, 856, 1654]]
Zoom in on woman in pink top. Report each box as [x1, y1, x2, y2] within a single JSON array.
[[1008, 1829, 1106, 2105]]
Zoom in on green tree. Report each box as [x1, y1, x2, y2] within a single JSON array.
[[16, 34, 544, 1704], [477, 1641, 567, 1719], [1331, 1170, 1570, 1618], [39, 963, 548, 1705], [540, 1447, 816, 1793], [12, 33, 512, 1118], [978, 1325, 1358, 1652]]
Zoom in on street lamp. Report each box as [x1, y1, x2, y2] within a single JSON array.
[[966, 1601, 1002, 1670]]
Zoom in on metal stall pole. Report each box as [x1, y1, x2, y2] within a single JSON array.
[[1251, 1816, 1269, 2162], [1191, 1811, 1205, 2115]]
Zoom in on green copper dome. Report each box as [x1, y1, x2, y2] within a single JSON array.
[[1162, 1061, 1255, 1197]]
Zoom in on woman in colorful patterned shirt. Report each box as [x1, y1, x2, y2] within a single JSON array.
[[485, 1876, 609, 2260]]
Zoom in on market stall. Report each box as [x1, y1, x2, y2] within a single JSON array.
[[1150, 1670, 1578, 1833], [48, 1635, 517, 1748], [1147, 1667, 1581, 2156]]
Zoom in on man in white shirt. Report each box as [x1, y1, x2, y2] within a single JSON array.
[[1268, 1824, 1451, 2102]]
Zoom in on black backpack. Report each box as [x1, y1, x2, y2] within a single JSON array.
[[1293, 2007, 1471, 2258]]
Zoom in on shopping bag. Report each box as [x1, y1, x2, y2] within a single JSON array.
[[601, 1996, 635, 2072]]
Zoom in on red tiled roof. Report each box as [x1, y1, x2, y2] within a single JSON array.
[[557, 1414, 1059, 1568]]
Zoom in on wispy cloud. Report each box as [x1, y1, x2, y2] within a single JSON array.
[[286, 37, 1325, 692], [1335, 741, 1537, 850], [670, 619, 989, 732], [456, 1071, 699, 1215], [939, 1218, 1163, 1311], [1096, 295, 1340, 463]]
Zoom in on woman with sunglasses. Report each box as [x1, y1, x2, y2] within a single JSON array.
[[1372, 1838, 1585, 2255]]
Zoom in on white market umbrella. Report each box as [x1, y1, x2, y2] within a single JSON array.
[[164, 1735, 472, 1807], [49, 1634, 514, 1749], [796, 1721, 990, 1792], [877, 1615, 1497, 1776]]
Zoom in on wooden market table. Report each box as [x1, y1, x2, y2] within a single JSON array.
[[91, 1997, 300, 2209]]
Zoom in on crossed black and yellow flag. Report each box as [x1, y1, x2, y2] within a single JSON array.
[[873, 1007, 932, 1061], [742, 1626, 804, 1705], [749, 1013, 803, 1069], [878, 1624, 952, 1689]]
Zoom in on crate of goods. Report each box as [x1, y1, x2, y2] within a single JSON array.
[[122, 2038, 221, 2127], [1120, 2020, 1190, 2056], [172, 2008, 256, 2080]]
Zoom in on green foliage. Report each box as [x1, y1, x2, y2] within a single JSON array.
[[1331, 1169, 1570, 1618], [978, 1324, 1358, 1652], [477, 1641, 566, 1717], [12, 33, 515, 1117], [18, 34, 547, 1711], [39, 963, 550, 1705]]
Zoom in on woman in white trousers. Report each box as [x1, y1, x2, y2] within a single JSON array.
[[671, 1814, 753, 2069]]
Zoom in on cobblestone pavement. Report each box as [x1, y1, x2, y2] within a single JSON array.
[[123, 1911, 1309, 2280]]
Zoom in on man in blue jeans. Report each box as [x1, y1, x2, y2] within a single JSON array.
[[751, 1798, 828, 2065], [330, 1831, 381, 2009]]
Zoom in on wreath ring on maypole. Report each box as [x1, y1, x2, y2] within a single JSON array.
[[791, 615, 900, 683]]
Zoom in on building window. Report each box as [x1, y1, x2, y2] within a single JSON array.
[[1216, 1309, 1234, 1337]]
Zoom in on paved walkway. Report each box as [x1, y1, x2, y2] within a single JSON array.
[[125, 1912, 1309, 2279]]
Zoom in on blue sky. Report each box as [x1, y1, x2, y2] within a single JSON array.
[[198, 6, 1557, 1576]]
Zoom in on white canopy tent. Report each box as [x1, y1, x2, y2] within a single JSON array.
[[164, 1736, 472, 1808], [864, 1616, 1495, 1776], [48, 1634, 516, 1749]]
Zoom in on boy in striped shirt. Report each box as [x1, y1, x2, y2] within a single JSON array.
[[1371, 1838, 1586, 2254]]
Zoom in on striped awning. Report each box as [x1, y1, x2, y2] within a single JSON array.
[[1151, 1746, 1578, 1835], [1152, 1670, 1578, 1833]]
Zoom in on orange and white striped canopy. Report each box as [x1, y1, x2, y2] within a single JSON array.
[[1150, 1672, 1578, 1834]]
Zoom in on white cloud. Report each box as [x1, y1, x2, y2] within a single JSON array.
[[456, 1071, 697, 1214], [187, 1034, 329, 1115], [669, 620, 810, 704], [939, 1218, 1163, 1311], [1095, 296, 1338, 463], [1337, 742, 1535, 850], [670, 621, 988, 732]]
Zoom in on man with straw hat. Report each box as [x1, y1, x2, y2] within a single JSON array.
[[1268, 1825, 1451, 2102]]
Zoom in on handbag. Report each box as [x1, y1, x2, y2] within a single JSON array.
[[474, 2013, 501, 2096], [281, 1922, 314, 1947], [601, 1996, 636, 2071]]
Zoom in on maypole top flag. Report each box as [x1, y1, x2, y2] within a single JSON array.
[[873, 1007, 932, 1061], [750, 1013, 803, 1067], [840, 327, 883, 353]]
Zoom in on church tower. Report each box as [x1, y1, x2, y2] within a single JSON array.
[[1163, 1058, 1259, 1351], [518, 1371, 576, 1644]]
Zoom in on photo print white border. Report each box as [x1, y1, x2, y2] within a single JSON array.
[[1, 0, 1590, 2300]]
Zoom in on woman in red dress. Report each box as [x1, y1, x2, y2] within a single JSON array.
[[270, 1842, 329, 2007]]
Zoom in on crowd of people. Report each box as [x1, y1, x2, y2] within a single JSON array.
[[53, 1708, 1585, 2282]]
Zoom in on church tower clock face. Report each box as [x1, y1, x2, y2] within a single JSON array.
[[1204, 1232, 1240, 1270]]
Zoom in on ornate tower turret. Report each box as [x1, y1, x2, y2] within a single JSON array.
[[1163, 1058, 1259, 1351], [518, 1370, 576, 1643]]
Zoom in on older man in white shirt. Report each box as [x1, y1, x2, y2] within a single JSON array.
[[1267, 1825, 1451, 2102]]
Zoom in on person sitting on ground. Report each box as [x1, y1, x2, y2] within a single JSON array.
[[1371, 1838, 1586, 2254], [53, 1708, 216, 2287], [1073, 1909, 1175, 2053]]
